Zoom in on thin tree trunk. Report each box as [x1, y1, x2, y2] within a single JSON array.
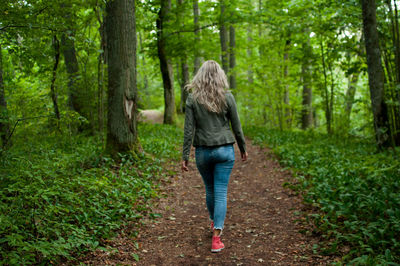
[[0, 42, 10, 147], [361, 0, 392, 148], [390, 0, 400, 144], [229, 24, 236, 90], [247, 25, 254, 84], [180, 60, 189, 112], [393, 0, 400, 82], [328, 59, 335, 133], [95, 3, 106, 134], [301, 30, 313, 129], [382, 48, 394, 84], [157, 0, 175, 124], [219, 0, 228, 74], [50, 35, 61, 121], [283, 38, 291, 127], [105, 0, 139, 156], [193, 0, 201, 75], [177, 0, 189, 113], [258, 0, 264, 58], [344, 72, 359, 128], [320, 39, 331, 133]]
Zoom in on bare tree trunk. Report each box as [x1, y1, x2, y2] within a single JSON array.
[[386, 0, 400, 145], [193, 0, 201, 75], [320, 39, 331, 133], [328, 58, 335, 133], [180, 60, 189, 112], [344, 72, 359, 127], [283, 38, 291, 127], [0, 42, 10, 147], [95, 3, 106, 134], [301, 30, 313, 129], [258, 0, 265, 58], [394, 1, 400, 145], [177, 0, 189, 113], [157, 0, 175, 124], [61, 30, 83, 115], [247, 25, 254, 84], [229, 24, 236, 90], [219, 0, 228, 74], [50, 35, 61, 121], [361, 0, 392, 148], [105, 0, 139, 156]]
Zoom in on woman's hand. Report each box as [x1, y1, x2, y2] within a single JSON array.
[[181, 160, 189, 172], [241, 151, 248, 161]]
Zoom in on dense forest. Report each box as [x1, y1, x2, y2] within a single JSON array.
[[1, 0, 399, 264]]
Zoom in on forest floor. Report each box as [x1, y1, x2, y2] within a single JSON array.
[[79, 139, 336, 265]]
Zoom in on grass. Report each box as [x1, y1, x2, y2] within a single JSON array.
[[0, 122, 183, 265]]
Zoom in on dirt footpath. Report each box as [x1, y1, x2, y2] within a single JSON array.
[[80, 139, 333, 265]]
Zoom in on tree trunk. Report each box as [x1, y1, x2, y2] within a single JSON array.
[[193, 0, 201, 75], [258, 0, 265, 58], [0, 42, 10, 147], [283, 38, 291, 127], [394, 1, 400, 145], [229, 24, 236, 90], [361, 0, 392, 148], [177, 0, 189, 113], [95, 3, 106, 134], [219, 0, 229, 74], [301, 30, 313, 129], [320, 39, 331, 133], [180, 60, 189, 112], [61, 31, 83, 115], [344, 72, 359, 127], [328, 58, 335, 133], [247, 25, 254, 84], [50, 35, 61, 121], [105, 0, 139, 156], [385, 0, 400, 145], [157, 0, 175, 124]]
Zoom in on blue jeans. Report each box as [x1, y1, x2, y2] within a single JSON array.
[[195, 144, 235, 230]]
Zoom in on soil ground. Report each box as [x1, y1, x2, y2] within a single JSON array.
[[79, 139, 335, 265]]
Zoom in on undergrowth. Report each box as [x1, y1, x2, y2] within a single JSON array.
[[244, 126, 400, 265], [0, 123, 182, 265]]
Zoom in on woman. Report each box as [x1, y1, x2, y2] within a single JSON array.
[[181, 60, 248, 253]]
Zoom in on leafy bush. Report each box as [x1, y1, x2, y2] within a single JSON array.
[[244, 126, 400, 264], [0, 123, 182, 265]]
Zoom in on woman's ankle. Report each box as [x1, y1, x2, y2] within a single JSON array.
[[213, 229, 222, 237]]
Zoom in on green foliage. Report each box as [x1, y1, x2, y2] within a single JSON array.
[[245, 126, 400, 264], [0, 123, 181, 264], [139, 122, 183, 160]]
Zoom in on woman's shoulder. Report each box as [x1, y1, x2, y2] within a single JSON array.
[[225, 91, 235, 102]]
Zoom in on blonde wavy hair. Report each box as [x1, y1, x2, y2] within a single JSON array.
[[186, 60, 229, 113]]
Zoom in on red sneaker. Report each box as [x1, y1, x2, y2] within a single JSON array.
[[211, 236, 224, 252], [210, 221, 214, 232]]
